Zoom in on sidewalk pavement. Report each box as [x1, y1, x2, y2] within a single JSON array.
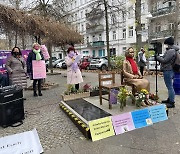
[[0, 70, 179, 154], [45, 70, 180, 154]]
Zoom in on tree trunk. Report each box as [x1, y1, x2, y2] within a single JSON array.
[[47, 43, 53, 74], [135, 0, 142, 59], [103, 0, 111, 71], [174, 0, 179, 45]]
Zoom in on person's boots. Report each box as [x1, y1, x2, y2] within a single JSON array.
[[161, 98, 169, 104], [38, 91, 43, 96], [166, 102, 175, 108], [34, 91, 38, 97], [38, 80, 43, 96]]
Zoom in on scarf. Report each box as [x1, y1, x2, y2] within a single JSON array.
[[126, 57, 138, 75], [33, 49, 42, 60]]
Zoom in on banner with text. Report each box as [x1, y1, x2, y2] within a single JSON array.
[[148, 104, 168, 123], [0, 129, 43, 154], [89, 117, 115, 142], [111, 112, 135, 135]]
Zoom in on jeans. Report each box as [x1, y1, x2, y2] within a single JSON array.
[[163, 70, 175, 103]]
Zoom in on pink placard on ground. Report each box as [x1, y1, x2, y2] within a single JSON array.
[[41, 45, 50, 60], [111, 112, 135, 135], [32, 60, 46, 79]]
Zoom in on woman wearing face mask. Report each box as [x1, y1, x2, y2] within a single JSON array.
[[123, 47, 150, 106], [156, 37, 178, 108], [27, 43, 44, 97], [6, 47, 27, 89], [65, 46, 83, 90]]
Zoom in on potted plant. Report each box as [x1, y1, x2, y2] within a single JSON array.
[[61, 84, 90, 101], [90, 86, 109, 97]]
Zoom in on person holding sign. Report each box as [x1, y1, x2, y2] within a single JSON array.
[[65, 46, 83, 90], [6, 47, 27, 89], [27, 43, 45, 97], [123, 47, 150, 93]]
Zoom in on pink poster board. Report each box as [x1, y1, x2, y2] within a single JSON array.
[[111, 112, 135, 135], [32, 60, 46, 79], [41, 45, 50, 60]]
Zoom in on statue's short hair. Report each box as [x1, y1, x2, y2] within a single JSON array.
[[125, 47, 134, 57]]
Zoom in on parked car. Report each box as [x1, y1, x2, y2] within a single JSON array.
[[89, 57, 108, 70], [56, 59, 65, 68], [61, 61, 67, 69], [148, 55, 162, 71], [52, 59, 63, 68], [80, 57, 91, 70]]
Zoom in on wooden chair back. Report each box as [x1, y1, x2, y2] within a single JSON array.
[[98, 72, 115, 88]]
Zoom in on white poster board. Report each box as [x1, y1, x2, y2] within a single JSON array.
[[0, 129, 43, 154]]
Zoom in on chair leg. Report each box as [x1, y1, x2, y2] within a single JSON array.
[[108, 91, 112, 109], [99, 87, 102, 105]]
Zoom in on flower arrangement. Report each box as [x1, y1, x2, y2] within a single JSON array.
[[134, 89, 158, 107], [135, 89, 149, 107], [117, 86, 134, 109]]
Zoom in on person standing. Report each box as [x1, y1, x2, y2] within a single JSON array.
[[156, 37, 178, 108], [6, 47, 27, 89], [138, 48, 147, 76], [27, 43, 44, 97], [65, 46, 83, 90]]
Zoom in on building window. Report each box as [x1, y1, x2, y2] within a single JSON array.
[[122, 12, 126, 22], [83, 51, 89, 55], [123, 29, 126, 39], [93, 35, 95, 41], [113, 31, 116, 40], [155, 25, 161, 32], [81, 11, 83, 18], [87, 36, 89, 43], [141, 3, 145, 12], [81, 24, 84, 32], [123, 47, 127, 54], [141, 24, 145, 30], [99, 34, 102, 41], [169, 23, 174, 30], [75, 14, 77, 21], [128, 7, 133, 18], [128, 26, 133, 37], [111, 14, 116, 24]]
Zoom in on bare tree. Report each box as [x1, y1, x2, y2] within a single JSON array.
[[85, 0, 126, 70], [135, 0, 142, 58]]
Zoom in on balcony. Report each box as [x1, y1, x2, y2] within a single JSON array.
[[87, 41, 105, 48], [151, 6, 175, 17], [149, 30, 174, 40], [86, 23, 104, 34], [86, 9, 104, 21]]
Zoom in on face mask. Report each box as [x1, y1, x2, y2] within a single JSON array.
[[164, 44, 168, 49], [12, 52, 20, 56], [68, 51, 75, 58]]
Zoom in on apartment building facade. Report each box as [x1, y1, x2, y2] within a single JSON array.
[[148, 0, 180, 53], [65, 0, 150, 57]]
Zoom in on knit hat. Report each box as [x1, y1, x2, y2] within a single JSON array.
[[164, 37, 174, 45]]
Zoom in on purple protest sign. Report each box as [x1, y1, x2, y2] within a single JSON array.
[[111, 112, 135, 135], [0, 50, 31, 72]]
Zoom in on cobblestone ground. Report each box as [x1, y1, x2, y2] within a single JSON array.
[[0, 70, 179, 152]]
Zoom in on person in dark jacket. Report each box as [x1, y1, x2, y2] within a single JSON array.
[[138, 48, 147, 76], [156, 37, 178, 108], [27, 43, 44, 97]]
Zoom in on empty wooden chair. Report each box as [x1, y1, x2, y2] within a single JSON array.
[[99, 72, 122, 109]]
